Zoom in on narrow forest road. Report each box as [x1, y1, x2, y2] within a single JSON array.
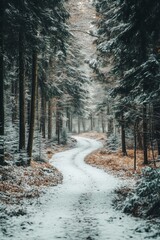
[[1, 137, 159, 240]]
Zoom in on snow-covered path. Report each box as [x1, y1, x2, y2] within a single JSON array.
[[1, 137, 159, 240]]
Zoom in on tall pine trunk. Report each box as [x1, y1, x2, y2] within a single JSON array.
[[153, 104, 160, 157], [12, 80, 18, 123], [90, 114, 93, 131], [78, 116, 80, 133], [41, 93, 46, 138], [82, 118, 86, 132], [70, 115, 73, 133], [101, 112, 105, 133], [140, 19, 148, 164], [0, 0, 4, 165], [66, 107, 71, 132], [134, 121, 137, 171], [27, 51, 38, 164], [56, 106, 60, 145], [19, 24, 25, 151], [121, 112, 127, 156], [143, 104, 148, 164], [48, 99, 52, 140]]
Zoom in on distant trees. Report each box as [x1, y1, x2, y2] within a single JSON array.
[[0, 0, 69, 165], [93, 0, 160, 163], [0, 0, 93, 166]]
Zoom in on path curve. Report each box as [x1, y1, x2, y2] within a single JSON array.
[[1, 136, 158, 240]]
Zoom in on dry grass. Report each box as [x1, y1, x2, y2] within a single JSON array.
[[81, 131, 159, 178], [85, 148, 158, 178]]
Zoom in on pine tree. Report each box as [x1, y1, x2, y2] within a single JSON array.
[[0, 0, 5, 165], [19, 0, 26, 151], [94, 0, 160, 162]]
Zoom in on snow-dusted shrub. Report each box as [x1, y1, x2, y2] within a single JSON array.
[[105, 134, 120, 152], [123, 167, 160, 218], [61, 128, 68, 144]]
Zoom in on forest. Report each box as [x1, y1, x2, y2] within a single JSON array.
[[1, 0, 160, 239]]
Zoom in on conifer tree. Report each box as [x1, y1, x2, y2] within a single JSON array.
[[94, 0, 160, 162], [0, 0, 5, 165]]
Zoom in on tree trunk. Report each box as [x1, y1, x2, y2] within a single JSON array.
[[134, 122, 137, 171], [41, 93, 46, 138], [143, 104, 148, 164], [82, 118, 86, 132], [121, 112, 127, 156], [56, 111, 60, 145], [137, 129, 143, 149], [48, 99, 52, 140], [12, 80, 18, 123], [0, 0, 4, 165], [56, 102, 61, 145], [66, 107, 71, 132], [27, 51, 38, 164], [27, 98, 31, 125], [19, 23, 25, 151], [78, 117, 80, 134], [149, 105, 156, 165], [90, 114, 93, 131], [70, 115, 73, 132], [153, 104, 160, 158], [139, 17, 148, 164], [101, 113, 105, 133]]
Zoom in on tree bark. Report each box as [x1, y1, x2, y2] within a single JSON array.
[[82, 118, 86, 132], [78, 116, 80, 133], [134, 122, 137, 171], [101, 112, 105, 133], [0, 0, 4, 165], [41, 93, 46, 138], [66, 107, 71, 132], [139, 16, 148, 164], [19, 22, 25, 151], [48, 99, 52, 140], [56, 109, 60, 145], [137, 129, 143, 149], [12, 80, 18, 123], [70, 115, 73, 132], [27, 51, 38, 164], [143, 104, 148, 164], [56, 101, 62, 145], [90, 114, 93, 131], [121, 112, 127, 156], [153, 104, 160, 157]]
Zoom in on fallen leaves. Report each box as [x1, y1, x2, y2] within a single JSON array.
[[85, 148, 156, 178], [0, 137, 76, 205], [0, 162, 63, 204]]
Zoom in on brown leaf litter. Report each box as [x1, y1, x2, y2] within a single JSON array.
[[0, 139, 76, 205], [0, 162, 63, 204], [82, 132, 157, 179]]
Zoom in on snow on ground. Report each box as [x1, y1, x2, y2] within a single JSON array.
[[0, 137, 159, 240]]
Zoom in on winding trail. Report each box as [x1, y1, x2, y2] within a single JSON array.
[[1, 137, 158, 240]]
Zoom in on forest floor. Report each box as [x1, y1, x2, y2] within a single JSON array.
[[0, 138, 76, 205], [2, 136, 160, 240], [1, 131, 158, 207], [81, 132, 160, 220], [81, 131, 158, 179]]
